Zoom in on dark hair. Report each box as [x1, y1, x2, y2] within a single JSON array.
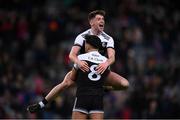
[[88, 10, 106, 21], [84, 35, 102, 49]]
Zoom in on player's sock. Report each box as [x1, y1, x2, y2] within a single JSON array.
[[39, 98, 48, 108]]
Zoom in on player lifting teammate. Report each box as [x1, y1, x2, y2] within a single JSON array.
[[27, 10, 129, 115]]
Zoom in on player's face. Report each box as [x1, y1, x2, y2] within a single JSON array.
[[90, 14, 105, 32]]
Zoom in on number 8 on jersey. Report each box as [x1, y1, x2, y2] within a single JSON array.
[[88, 65, 101, 81]]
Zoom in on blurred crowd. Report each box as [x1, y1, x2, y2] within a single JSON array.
[[0, 0, 180, 119]]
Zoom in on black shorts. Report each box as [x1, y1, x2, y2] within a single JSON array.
[[72, 95, 104, 114]]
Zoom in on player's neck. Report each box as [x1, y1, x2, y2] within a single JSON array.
[[91, 28, 101, 35], [87, 48, 98, 53]]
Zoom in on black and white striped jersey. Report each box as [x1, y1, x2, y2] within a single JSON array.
[[73, 29, 114, 56], [74, 51, 110, 96]]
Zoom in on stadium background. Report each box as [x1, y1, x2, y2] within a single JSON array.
[[0, 0, 180, 119]]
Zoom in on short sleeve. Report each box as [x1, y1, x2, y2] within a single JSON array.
[[106, 37, 114, 49], [74, 35, 84, 47]]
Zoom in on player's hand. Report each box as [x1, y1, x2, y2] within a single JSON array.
[[27, 103, 41, 113], [77, 60, 89, 72], [96, 61, 109, 74]]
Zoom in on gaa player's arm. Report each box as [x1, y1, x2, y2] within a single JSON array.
[[69, 46, 89, 72], [69, 46, 81, 64], [106, 48, 115, 66], [96, 48, 115, 74]]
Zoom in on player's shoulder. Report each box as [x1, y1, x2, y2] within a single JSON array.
[[76, 29, 91, 38], [78, 51, 107, 63], [101, 31, 114, 41]]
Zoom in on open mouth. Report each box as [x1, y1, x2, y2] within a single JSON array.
[[99, 24, 104, 28]]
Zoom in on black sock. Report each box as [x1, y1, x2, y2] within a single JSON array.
[[42, 98, 48, 105]]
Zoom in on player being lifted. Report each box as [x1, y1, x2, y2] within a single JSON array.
[[27, 10, 129, 113]]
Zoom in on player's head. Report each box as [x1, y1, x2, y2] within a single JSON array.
[[88, 10, 105, 33], [84, 35, 102, 52]]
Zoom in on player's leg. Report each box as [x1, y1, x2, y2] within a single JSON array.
[[72, 111, 88, 119], [45, 70, 76, 101], [72, 97, 89, 119], [90, 113, 104, 120], [89, 95, 104, 119], [105, 71, 129, 90], [27, 69, 77, 113]]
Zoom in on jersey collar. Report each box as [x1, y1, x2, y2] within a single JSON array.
[[90, 29, 103, 36], [88, 51, 100, 55]]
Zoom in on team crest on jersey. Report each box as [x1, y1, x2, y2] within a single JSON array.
[[102, 42, 107, 47]]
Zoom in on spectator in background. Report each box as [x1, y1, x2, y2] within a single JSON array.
[[0, 0, 180, 119]]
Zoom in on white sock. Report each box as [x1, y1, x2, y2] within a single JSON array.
[[39, 101, 45, 108]]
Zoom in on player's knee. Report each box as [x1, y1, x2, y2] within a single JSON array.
[[116, 78, 129, 90], [112, 78, 129, 90], [122, 79, 129, 89]]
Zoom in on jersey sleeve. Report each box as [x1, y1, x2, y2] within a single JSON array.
[[106, 37, 114, 49], [74, 35, 84, 47]]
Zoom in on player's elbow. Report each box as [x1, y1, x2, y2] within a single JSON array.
[[69, 53, 73, 61], [112, 56, 115, 64], [110, 55, 115, 64]]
